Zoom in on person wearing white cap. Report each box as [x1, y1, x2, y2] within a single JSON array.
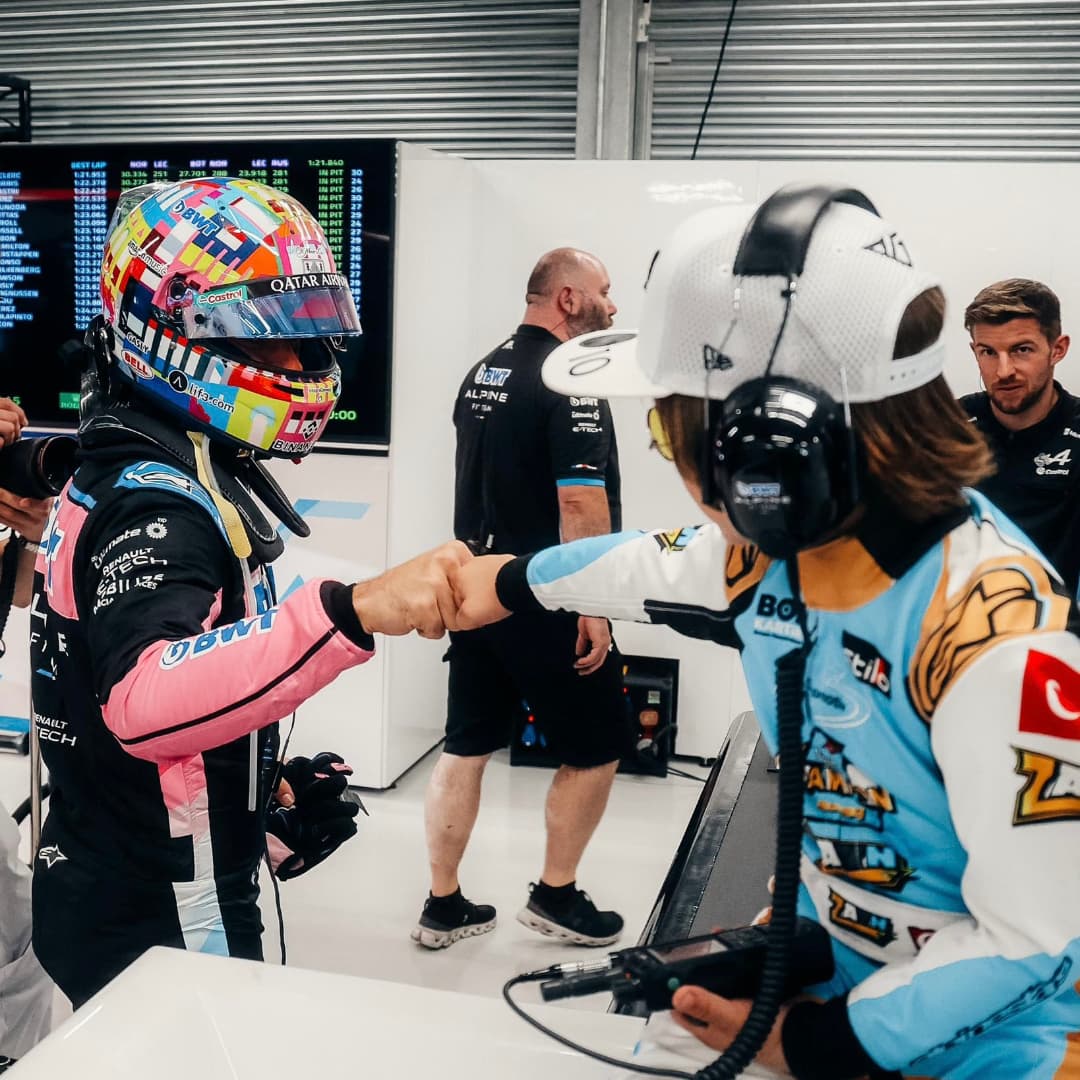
[[451, 185, 1080, 1078]]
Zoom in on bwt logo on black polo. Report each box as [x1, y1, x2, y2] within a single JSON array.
[[842, 631, 892, 697]]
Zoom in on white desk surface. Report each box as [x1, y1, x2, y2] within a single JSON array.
[[12, 948, 780, 1079]]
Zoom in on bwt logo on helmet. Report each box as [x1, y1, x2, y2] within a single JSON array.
[[269, 272, 348, 293], [172, 201, 221, 237], [475, 363, 511, 387], [159, 609, 279, 669]]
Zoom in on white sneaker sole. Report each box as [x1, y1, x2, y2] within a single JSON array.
[[516, 906, 621, 947], [410, 917, 496, 950]]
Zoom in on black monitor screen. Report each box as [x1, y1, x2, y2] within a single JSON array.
[[0, 139, 396, 446]]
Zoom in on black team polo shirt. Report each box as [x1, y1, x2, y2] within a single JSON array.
[[962, 381, 1080, 597], [453, 324, 621, 557]]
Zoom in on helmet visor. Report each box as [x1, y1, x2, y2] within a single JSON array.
[[182, 273, 362, 340]]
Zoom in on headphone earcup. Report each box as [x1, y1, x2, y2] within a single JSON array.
[[79, 316, 117, 420], [695, 183, 879, 553], [711, 377, 858, 557]]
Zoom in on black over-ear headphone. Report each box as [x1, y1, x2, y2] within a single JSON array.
[[701, 184, 879, 559], [80, 314, 117, 421]]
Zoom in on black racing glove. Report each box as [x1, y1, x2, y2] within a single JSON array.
[[265, 752, 363, 881]]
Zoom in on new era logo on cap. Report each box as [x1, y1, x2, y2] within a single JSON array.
[[1020, 649, 1080, 741]]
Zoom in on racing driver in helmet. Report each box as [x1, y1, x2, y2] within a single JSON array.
[[29, 178, 469, 1007]]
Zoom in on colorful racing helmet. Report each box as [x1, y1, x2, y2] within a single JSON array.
[[98, 177, 361, 457]]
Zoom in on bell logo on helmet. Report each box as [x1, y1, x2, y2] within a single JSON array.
[[121, 350, 153, 380]]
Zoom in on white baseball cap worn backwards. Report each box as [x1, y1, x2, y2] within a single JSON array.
[[542, 196, 945, 405]]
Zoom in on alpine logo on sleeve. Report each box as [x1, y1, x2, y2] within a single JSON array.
[[1019, 649, 1080, 741]]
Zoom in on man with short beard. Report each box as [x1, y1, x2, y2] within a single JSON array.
[[961, 279, 1079, 594], [412, 248, 630, 950]]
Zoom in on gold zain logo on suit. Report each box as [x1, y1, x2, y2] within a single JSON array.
[[1013, 749, 1080, 826]]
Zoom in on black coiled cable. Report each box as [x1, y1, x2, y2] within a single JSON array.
[[694, 558, 811, 1079]]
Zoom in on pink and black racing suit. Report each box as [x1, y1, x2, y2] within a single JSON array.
[[29, 411, 374, 1006]]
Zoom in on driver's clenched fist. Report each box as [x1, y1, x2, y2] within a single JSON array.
[[351, 541, 473, 638]]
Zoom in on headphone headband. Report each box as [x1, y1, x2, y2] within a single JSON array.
[[733, 185, 878, 279], [706, 183, 873, 553]]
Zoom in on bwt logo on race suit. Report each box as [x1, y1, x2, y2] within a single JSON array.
[[474, 363, 512, 387], [159, 609, 279, 669]]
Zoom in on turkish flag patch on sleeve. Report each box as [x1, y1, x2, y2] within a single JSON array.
[[1020, 650, 1080, 741]]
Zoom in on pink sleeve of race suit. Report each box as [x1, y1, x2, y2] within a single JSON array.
[[102, 578, 374, 762]]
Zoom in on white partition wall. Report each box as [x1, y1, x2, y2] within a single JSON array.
[[264, 453, 391, 788], [381, 144, 476, 782], [274, 144, 476, 787]]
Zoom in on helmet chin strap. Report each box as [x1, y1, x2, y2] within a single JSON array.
[[188, 431, 254, 560], [241, 455, 312, 540], [187, 431, 315, 552]]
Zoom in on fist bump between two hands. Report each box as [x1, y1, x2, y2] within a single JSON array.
[[350, 542, 515, 639]]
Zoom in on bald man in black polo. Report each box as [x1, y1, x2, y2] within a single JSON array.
[[413, 249, 630, 951]]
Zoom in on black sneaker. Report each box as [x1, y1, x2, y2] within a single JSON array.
[[517, 882, 623, 947], [411, 890, 496, 949]]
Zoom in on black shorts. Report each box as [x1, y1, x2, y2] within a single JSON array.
[[444, 611, 631, 768]]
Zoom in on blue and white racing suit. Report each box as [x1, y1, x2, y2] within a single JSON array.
[[493, 492, 1080, 1079]]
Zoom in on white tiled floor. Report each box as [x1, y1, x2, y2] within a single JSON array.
[[0, 744, 706, 1019]]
